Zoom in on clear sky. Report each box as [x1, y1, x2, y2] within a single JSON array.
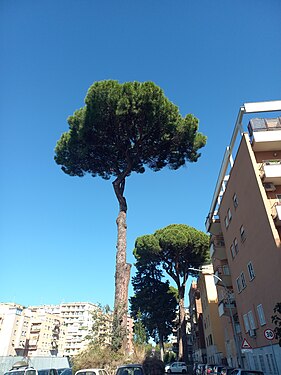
[[1, 0, 280, 309]]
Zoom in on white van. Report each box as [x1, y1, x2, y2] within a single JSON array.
[[4, 361, 38, 375]]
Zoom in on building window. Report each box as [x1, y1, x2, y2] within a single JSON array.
[[247, 261, 255, 280], [234, 238, 239, 254], [225, 216, 229, 229], [240, 225, 246, 242], [236, 276, 242, 293], [248, 310, 257, 329], [257, 304, 266, 326], [230, 244, 235, 258], [233, 193, 238, 208], [228, 208, 232, 222], [243, 313, 250, 332], [241, 272, 247, 289], [222, 265, 230, 275]]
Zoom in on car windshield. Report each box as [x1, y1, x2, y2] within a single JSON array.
[[242, 372, 263, 375], [58, 370, 69, 375], [60, 370, 72, 375]]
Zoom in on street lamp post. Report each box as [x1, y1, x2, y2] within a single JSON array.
[[189, 267, 243, 368]]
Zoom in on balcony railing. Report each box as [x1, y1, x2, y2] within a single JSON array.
[[218, 293, 236, 317], [260, 160, 281, 185], [214, 265, 232, 287], [248, 118, 281, 152], [30, 327, 40, 333], [205, 214, 221, 235], [209, 236, 226, 259], [272, 202, 281, 226], [248, 117, 281, 134]]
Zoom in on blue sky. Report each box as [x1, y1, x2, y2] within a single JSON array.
[[0, 0, 280, 309]]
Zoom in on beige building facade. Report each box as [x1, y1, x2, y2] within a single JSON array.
[[206, 101, 281, 374], [196, 265, 227, 364], [28, 308, 66, 356], [31, 302, 100, 356]]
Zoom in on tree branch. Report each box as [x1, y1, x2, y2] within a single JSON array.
[[112, 158, 132, 212]]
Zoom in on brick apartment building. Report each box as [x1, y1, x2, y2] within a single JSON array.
[[205, 101, 281, 374]]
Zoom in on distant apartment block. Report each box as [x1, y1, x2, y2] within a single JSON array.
[[196, 265, 227, 364], [0, 303, 31, 356], [205, 101, 281, 374], [189, 281, 206, 363], [31, 302, 100, 356], [27, 307, 66, 356], [0, 301, 122, 357]]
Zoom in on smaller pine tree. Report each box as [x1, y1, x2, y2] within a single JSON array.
[[133, 310, 147, 345]]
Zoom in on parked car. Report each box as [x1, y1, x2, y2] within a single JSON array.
[[38, 369, 58, 375], [116, 364, 144, 375], [58, 370, 72, 375], [230, 370, 264, 375], [75, 370, 108, 375], [165, 362, 187, 373], [57, 370, 71, 375]]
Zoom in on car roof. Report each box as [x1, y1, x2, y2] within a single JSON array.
[[117, 365, 143, 368], [76, 370, 105, 373], [171, 362, 185, 364]]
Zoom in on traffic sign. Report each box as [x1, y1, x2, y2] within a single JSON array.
[[241, 338, 252, 349], [264, 329, 275, 340]]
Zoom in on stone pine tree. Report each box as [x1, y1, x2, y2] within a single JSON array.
[[134, 224, 209, 361], [130, 238, 177, 359], [54, 80, 206, 347]]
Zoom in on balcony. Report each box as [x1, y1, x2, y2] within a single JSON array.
[[260, 160, 281, 185], [205, 215, 222, 235], [218, 294, 237, 317], [272, 202, 281, 226], [248, 117, 281, 151], [214, 265, 232, 287], [30, 325, 41, 333], [28, 342, 38, 349], [209, 236, 226, 260]]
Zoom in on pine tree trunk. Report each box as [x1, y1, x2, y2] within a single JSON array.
[[113, 176, 131, 350], [114, 210, 131, 314], [178, 286, 187, 362]]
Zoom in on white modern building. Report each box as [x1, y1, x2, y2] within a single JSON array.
[[0, 303, 31, 356]]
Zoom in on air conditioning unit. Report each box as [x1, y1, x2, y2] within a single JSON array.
[[264, 183, 276, 192], [249, 329, 256, 337]]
